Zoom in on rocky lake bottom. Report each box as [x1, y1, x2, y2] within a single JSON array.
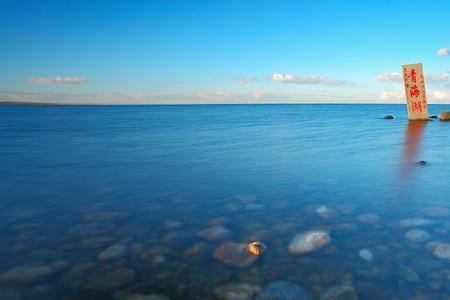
[[1, 104, 450, 299]]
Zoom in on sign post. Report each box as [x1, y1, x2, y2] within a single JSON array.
[[402, 63, 429, 120]]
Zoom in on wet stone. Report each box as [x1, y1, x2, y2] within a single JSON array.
[[0, 265, 53, 283], [84, 268, 136, 290], [80, 236, 115, 249], [197, 226, 231, 241], [426, 242, 450, 261], [213, 243, 258, 268], [397, 217, 434, 229], [427, 269, 450, 291], [256, 281, 311, 300], [98, 244, 128, 261], [357, 213, 380, 225], [288, 230, 331, 254], [359, 249, 373, 263], [123, 294, 171, 300], [423, 207, 449, 218], [206, 217, 229, 227], [316, 206, 336, 220], [213, 282, 261, 300], [440, 112, 450, 121], [396, 264, 419, 282], [319, 285, 358, 300], [404, 229, 431, 243], [163, 220, 182, 230], [70, 262, 97, 275]]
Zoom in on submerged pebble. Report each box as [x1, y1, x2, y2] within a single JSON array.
[[404, 229, 431, 242], [84, 268, 136, 290], [316, 206, 336, 220], [423, 207, 449, 218], [397, 264, 420, 282], [213, 282, 261, 300], [98, 244, 128, 261], [426, 242, 450, 261], [319, 285, 358, 300], [397, 217, 433, 228], [288, 230, 331, 254], [123, 294, 171, 300], [197, 226, 231, 241], [357, 213, 380, 225], [427, 269, 450, 291], [213, 243, 258, 268], [0, 265, 53, 282], [358, 249, 373, 263], [255, 281, 312, 300]]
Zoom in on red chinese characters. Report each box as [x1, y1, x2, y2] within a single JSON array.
[[402, 63, 428, 119], [412, 101, 422, 112], [409, 84, 420, 98]]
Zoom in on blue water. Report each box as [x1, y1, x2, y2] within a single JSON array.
[[1, 104, 450, 300]]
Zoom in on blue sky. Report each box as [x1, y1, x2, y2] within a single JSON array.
[[0, 0, 449, 104]]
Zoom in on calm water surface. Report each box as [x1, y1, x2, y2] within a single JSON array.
[[1, 104, 450, 300]]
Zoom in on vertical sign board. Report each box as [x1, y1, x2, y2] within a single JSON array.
[[402, 63, 429, 120]]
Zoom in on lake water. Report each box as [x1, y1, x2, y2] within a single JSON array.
[[1, 104, 450, 300]]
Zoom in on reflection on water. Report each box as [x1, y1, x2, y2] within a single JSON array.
[[397, 121, 428, 201], [0, 104, 450, 300], [401, 120, 427, 171]]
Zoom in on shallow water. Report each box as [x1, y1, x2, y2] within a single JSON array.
[[1, 104, 450, 300]]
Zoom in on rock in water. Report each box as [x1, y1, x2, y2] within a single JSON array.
[[358, 249, 373, 263], [288, 230, 331, 254], [426, 242, 450, 261], [440, 112, 450, 121], [0, 265, 53, 282], [397, 217, 433, 228], [213, 243, 258, 268], [84, 268, 136, 290], [319, 285, 358, 300], [197, 226, 231, 241], [316, 206, 335, 219], [383, 115, 394, 119], [430, 115, 438, 119], [357, 213, 380, 225], [404, 229, 431, 243], [423, 207, 449, 218], [416, 160, 426, 166], [214, 283, 261, 300], [124, 294, 171, 300], [427, 269, 450, 291], [98, 244, 128, 261], [256, 281, 312, 300], [397, 264, 420, 282]]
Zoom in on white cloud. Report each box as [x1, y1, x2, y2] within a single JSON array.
[[272, 73, 327, 84], [427, 71, 450, 83], [271, 73, 351, 86], [31, 76, 88, 84], [379, 90, 405, 100], [431, 90, 450, 100], [438, 48, 449, 57], [376, 72, 403, 82], [231, 76, 258, 85]]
